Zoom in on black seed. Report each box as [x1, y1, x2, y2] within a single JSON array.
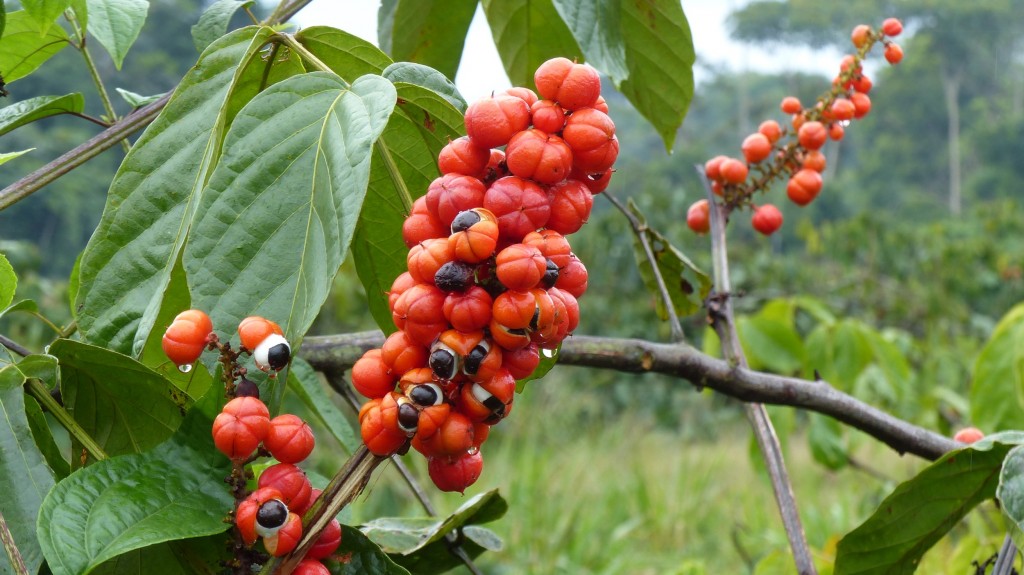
[[482, 393, 505, 412], [267, 343, 291, 371], [451, 210, 483, 233], [429, 349, 458, 380], [397, 403, 420, 432], [542, 259, 559, 289], [235, 378, 260, 399], [256, 500, 288, 530], [409, 384, 440, 406], [435, 261, 475, 292], [463, 345, 487, 375]]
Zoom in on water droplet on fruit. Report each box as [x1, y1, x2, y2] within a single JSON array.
[[541, 348, 557, 358], [177, 363, 193, 373]]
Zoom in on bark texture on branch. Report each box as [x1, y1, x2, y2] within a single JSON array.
[[300, 332, 958, 461]]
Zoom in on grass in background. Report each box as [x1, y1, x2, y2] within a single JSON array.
[[341, 366, 1008, 574]]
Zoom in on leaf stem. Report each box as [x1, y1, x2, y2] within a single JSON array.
[[0, 508, 29, 575], [67, 111, 112, 128], [273, 33, 337, 81], [992, 534, 1018, 575], [24, 377, 107, 462], [698, 166, 815, 575], [65, 10, 130, 154], [604, 192, 685, 342], [0, 93, 170, 211]]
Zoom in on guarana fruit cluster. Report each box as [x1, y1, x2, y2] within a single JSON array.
[[352, 56, 616, 493], [162, 312, 339, 569], [687, 17, 904, 237]]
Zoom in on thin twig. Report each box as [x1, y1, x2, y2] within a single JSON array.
[[301, 331, 959, 461], [0, 508, 29, 575], [326, 369, 485, 575], [603, 192, 685, 342], [262, 446, 383, 575], [0, 335, 32, 357], [700, 166, 815, 575], [993, 534, 1018, 575], [67, 112, 112, 128], [65, 9, 130, 154]]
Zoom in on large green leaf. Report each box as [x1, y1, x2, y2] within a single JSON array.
[[190, 0, 252, 53], [36, 389, 234, 575], [0, 252, 15, 310], [50, 339, 193, 466], [87, 537, 226, 575], [377, 0, 477, 79], [480, 0, 582, 87], [0, 10, 70, 83], [0, 360, 58, 575], [382, 62, 467, 112], [834, 432, 1024, 575], [286, 356, 359, 454], [971, 303, 1024, 431], [20, 0, 70, 33], [363, 489, 507, 574], [552, 0, 694, 150], [0, 2, 6, 38], [998, 444, 1024, 543], [627, 199, 711, 319], [354, 81, 464, 332], [84, 0, 149, 69], [184, 72, 396, 351], [296, 26, 394, 79], [76, 27, 278, 356], [327, 525, 410, 575], [0, 93, 85, 137]]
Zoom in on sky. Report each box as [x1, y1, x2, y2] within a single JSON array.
[[293, 1, 845, 102]]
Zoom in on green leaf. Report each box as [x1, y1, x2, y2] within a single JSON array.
[[70, 0, 87, 30], [807, 412, 847, 471], [287, 356, 359, 454], [354, 81, 464, 332], [0, 148, 35, 165], [49, 339, 194, 466], [971, 303, 1024, 431], [0, 2, 6, 38], [190, 0, 252, 53], [481, 0, 582, 87], [551, 0, 695, 150], [363, 489, 507, 573], [834, 433, 1024, 575], [20, 0, 71, 33], [88, 537, 226, 575], [737, 313, 804, 374], [382, 62, 467, 111], [998, 444, 1024, 542], [37, 388, 234, 575], [0, 252, 15, 310], [0, 361, 57, 575], [296, 26, 394, 80], [184, 72, 396, 353], [0, 93, 85, 137], [76, 27, 279, 356], [376, 0, 477, 80], [0, 10, 70, 83], [84, 0, 149, 69], [627, 199, 711, 319], [326, 525, 410, 575], [24, 394, 71, 479], [115, 87, 163, 107]]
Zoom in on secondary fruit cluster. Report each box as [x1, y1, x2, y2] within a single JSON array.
[[688, 17, 904, 237], [162, 312, 338, 566], [352, 56, 615, 493]]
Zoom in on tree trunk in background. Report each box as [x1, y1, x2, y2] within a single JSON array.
[[942, 73, 962, 215]]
